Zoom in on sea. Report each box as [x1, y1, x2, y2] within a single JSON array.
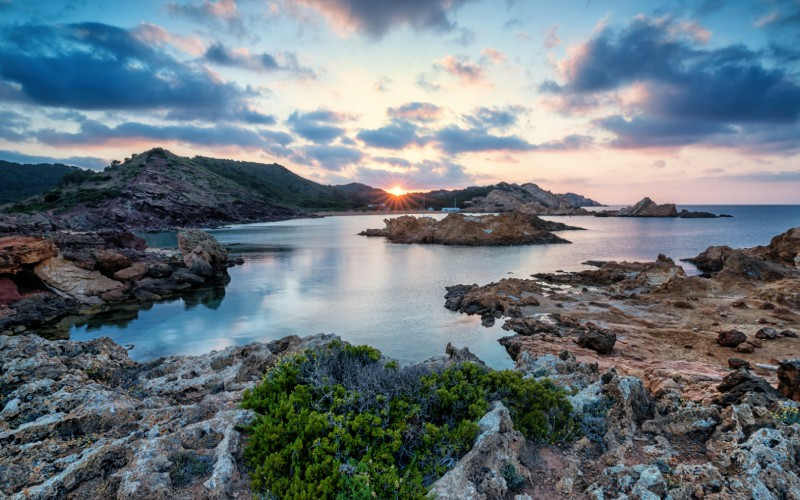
[[67, 205, 800, 369]]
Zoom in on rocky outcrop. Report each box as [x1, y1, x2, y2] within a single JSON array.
[[359, 212, 582, 246], [462, 182, 602, 213], [576, 323, 616, 354], [0, 236, 56, 273], [0, 333, 337, 499], [747, 226, 800, 268], [35, 256, 124, 304], [595, 197, 729, 218], [778, 360, 800, 401], [430, 402, 526, 499], [178, 229, 229, 278]]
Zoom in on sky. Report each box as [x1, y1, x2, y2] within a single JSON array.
[[0, 0, 799, 203]]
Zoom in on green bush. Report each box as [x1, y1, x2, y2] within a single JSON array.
[[241, 341, 579, 498]]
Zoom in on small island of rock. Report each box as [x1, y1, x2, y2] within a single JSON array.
[[595, 197, 732, 218], [359, 211, 583, 245]]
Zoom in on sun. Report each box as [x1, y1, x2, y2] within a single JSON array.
[[387, 186, 407, 197]]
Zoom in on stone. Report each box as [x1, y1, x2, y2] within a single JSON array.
[[717, 369, 784, 407], [178, 229, 229, 278], [777, 360, 800, 401], [717, 330, 747, 347], [781, 329, 798, 338], [34, 256, 124, 304], [736, 343, 755, 354], [576, 324, 616, 354], [0, 276, 22, 306], [755, 327, 780, 340], [0, 236, 57, 274], [728, 357, 751, 369], [146, 262, 173, 278], [113, 262, 148, 282], [93, 249, 131, 275], [747, 339, 764, 348]]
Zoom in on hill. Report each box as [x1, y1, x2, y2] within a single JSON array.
[[0, 161, 83, 204]]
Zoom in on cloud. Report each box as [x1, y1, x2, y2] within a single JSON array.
[[435, 55, 485, 84], [433, 125, 533, 154], [536, 134, 595, 151], [481, 48, 506, 64], [34, 119, 290, 151], [651, 159, 667, 168], [293, 0, 476, 38], [202, 42, 317, 78], [545, 15, 800, 149], [356, 120, 426, 149], [387, 102, 442, 122], [463, 105, 527, 130], [0, 109, 29, 141], [0, 149, 108, 170], [295, 144, 363, 170], [350, 158, 475, 189], [373, 156, 411, 167], [166, 0, 245, 35], [0, 22, 266, 122], [543, 25, 561, 48], [286, 109, 349, 144], [132, 22, 205, 56]]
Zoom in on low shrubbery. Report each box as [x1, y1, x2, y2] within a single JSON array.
[[241, 341, 579, 498]]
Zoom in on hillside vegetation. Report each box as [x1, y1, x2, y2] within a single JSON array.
[[0, 161, 83, 205]]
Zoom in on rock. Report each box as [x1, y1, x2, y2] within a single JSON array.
[[34, 256, 124, 304], [178, 229, 229, 278], [461, 181, 600, 213], [717, 330, 747, 347], [430, 402, 526, 499], [755, 327, 780, 340], [677, 209, 720, 218], [146, 262, 173, 278], [781, 329, 798, 338], [360, 212, 581, 246], [234, 257, 244, 265], [576, 324, 616, 354], [0, 293, 79, 330], [0, 333, 337, 499], [445, 343, 488, 367], [684, 245, 736, 273], [595, 197, 678, 217], [747, 339, 764, 348], [0, 236, 57, 274], [113, 262, 149, 282], [170, 268, 207, 286], [746, 226, 800, 268], [736, 343, 755, 354], [93, 249, 131, 275], [444, 284, 475, 311], [777, 360, 800, 401], [728, 357, 751, 369], [716, 369, 784, 407], [0, 276, 23, 306]]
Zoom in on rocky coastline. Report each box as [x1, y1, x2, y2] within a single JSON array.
[[0, 229, 235, 337], [359, 211, 583, 245], [595, 197, 732, 218]]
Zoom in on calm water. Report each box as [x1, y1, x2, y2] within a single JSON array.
[[70, 206, 800, 368]]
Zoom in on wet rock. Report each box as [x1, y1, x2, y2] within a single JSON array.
[[717, 330, 747, 347], [777, 360, 800, 401], [430, 402, 526, 499], [755, 327, 780, 340], [0, 293, 79, 330], [577, 324, 616, 354], [170, 268, 207, 286], [444, 284, 475, 311], [0, 236, 57, 274], [178, 229, 229, 278], [34, 256, 124, 304], [728, 357, 751, 370]]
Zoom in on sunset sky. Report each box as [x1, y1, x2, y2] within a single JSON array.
[[0, 0, 798, 203]]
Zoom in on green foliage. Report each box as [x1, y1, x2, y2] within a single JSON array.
[[169, 451, 212, 487], [501, 463, 526, 492], [773, 401, 800, 425], [241, 342, 579, 498], [0, 160, 81, 205]]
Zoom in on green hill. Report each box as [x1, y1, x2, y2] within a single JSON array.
[[0, 161, 84, 204]]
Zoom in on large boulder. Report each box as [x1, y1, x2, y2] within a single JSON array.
[[717, 330, 747, 347], [747, 227, 800, 268], [576, 324, 616, 354], [34, 256, 124, 304], [0, 236, 57, 274], [778, 360, 800, 401], [178, 230, 228, 278], [617, 197, 678, 217]]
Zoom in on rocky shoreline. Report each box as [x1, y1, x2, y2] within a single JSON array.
[[595, 197, 732, 218], [359, 211, 583, 245], [0, 229, 235, 337]]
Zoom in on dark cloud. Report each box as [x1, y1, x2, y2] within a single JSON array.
[[434, 125, 533, 154], [296, 0, 476, 38], [204, 43, 278, 71], [294, 144, 363, 170], [34, 119, 289, 152], [286, 110, 348, 144], [536, 134, 595, 151], [356, 120, 426, 149], [387, 102, 442, 122], [373, 156, 412, 167], [0, 109, 29, 141], [0, 149, 108, 170], [463, 105, 527, 130], [0, 22, 266, 122], [546, 16, 800, 149]]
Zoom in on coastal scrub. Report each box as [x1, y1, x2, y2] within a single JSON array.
[[241, 341, 579, 498]]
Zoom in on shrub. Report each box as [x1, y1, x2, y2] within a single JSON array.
[[241, 341, 579, 498], [501, 463, 526, 492], [169, 451, 212, 487]]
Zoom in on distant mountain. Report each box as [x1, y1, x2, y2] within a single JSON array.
[[0, 160, 84, 204], [406, 182, 602, 213]]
